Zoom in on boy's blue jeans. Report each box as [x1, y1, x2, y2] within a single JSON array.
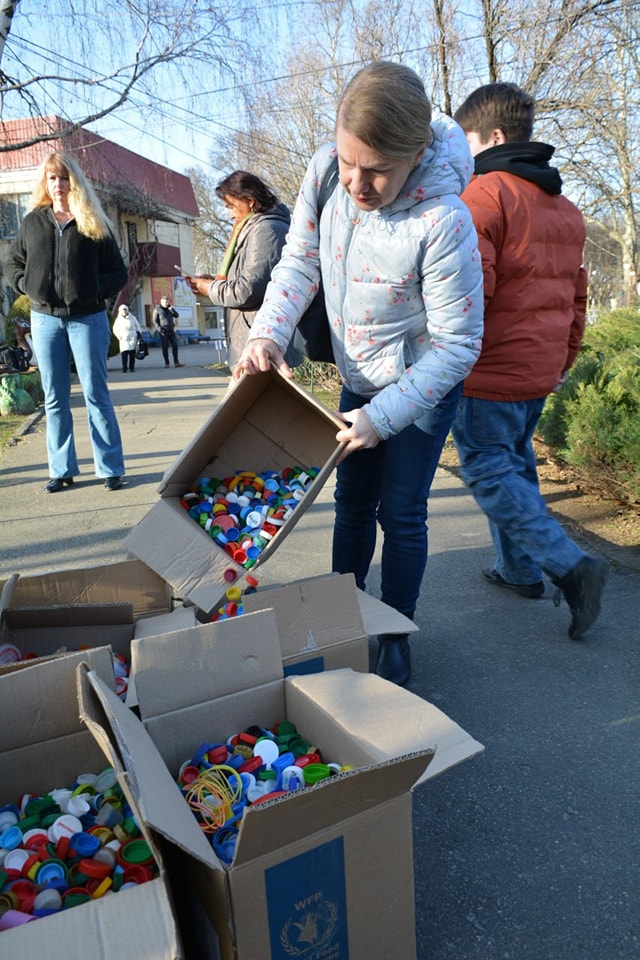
[[332, 383, 461, 618], [451, 396, 584, 584], [31, 310, 125, 479]]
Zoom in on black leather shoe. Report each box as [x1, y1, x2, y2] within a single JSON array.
[[552, 556, 609, 639], [45, 477, 73, 493], [375, 634, 411, 686], [104, 476, 123, 491], [483, 567, 544, 599]]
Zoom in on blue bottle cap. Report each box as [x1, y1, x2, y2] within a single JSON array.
[[0, 825, 23, 850], [69, 831, 101, 857]]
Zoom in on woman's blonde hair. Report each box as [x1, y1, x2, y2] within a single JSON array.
[[337, 61, 433, 160], [31, 152, 113, 241]]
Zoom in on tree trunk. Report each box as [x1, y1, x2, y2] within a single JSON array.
[[0, 0, 20, 66]]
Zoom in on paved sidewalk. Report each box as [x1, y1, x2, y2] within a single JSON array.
[[1, 343, 638, 959]]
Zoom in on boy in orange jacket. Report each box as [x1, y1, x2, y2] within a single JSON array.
[[452, 82, 608, 640]]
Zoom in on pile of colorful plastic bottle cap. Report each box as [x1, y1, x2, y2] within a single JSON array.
[[180, 467, 320, 570], [176, 721, 352, 865], [209, 576, 259, 622], [0, 766, 158, 931]]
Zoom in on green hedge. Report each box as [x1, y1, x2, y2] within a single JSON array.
[[538, 309, 640, 503]]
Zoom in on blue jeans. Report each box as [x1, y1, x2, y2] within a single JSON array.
[[451, 396, 584, 583], [31, 310, 125, 479], [332, 383, 462, 618]]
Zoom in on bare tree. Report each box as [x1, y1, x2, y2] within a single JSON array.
[[0, 0, 242, 152], [536, 2, 640, 303], [184, 0, 639, 300], [186, 166, 228, 273]]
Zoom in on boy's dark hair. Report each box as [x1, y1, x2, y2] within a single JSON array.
[[454, 83, 535, 142]]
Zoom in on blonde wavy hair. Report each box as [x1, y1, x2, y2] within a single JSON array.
[[31, 152, 113, 241]]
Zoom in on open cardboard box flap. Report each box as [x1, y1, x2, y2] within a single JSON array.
[[242, 573, 367, 653], [131, 610, 284, 720], [356, 589, 417, 636], [286, 670, 484, 784], [243, 573, 418, 646], [0, 647, 115, 756], [133, 604, 198, 639], [0, 559, 171, 621]]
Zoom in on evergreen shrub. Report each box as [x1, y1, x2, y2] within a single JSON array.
[[538, 309, 640, 503]]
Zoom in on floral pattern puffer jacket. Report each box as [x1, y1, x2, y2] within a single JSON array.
[[250, 114, 484, 440]]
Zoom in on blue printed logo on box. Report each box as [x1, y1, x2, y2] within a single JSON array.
[[283, 655, 325, 678], [266, 836, 348, 958]]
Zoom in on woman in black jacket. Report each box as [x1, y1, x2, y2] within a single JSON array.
[[6, 152, 128, 492]]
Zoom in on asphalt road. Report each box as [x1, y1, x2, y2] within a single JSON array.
[[1, 342, 637, 959]]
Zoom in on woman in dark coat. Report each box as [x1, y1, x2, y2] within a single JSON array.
[[186, 171, 291, 368]]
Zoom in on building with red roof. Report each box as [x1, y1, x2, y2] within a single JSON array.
[[0, 116, 204, 332]]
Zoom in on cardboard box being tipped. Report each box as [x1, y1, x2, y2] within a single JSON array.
[[93, 605, 484, 960], [124, 368, 343, 615], [0, 650, 183, 959]]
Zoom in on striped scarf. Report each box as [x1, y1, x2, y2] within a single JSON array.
[[216, 213, 255, 279]]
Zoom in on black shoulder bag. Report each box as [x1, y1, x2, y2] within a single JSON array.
[[288, 157, 340, 364]]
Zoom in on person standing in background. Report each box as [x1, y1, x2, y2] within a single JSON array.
[[6, 151, 127, 493], [153, 295, 184, 368], [451, 82, 608, 639], [186, 171, 291, 369], [113, 303, 142, 373]]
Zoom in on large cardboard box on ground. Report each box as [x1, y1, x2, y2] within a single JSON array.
[[0, 650, 183, 959], [124, 368, 344, 615], [0, 559, 181, 698], [95, 606, 484, 960]]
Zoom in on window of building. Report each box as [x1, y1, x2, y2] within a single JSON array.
[[0, 194, 30, 239]]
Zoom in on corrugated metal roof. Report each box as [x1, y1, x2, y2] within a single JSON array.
[[0, 116, 199, 218]]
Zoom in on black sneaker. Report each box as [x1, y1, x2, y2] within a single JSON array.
[[553, 557, 609, 639], [104, 476, 124, 491], [45, 477, 73, 493], [483, 568, 544, 599]]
